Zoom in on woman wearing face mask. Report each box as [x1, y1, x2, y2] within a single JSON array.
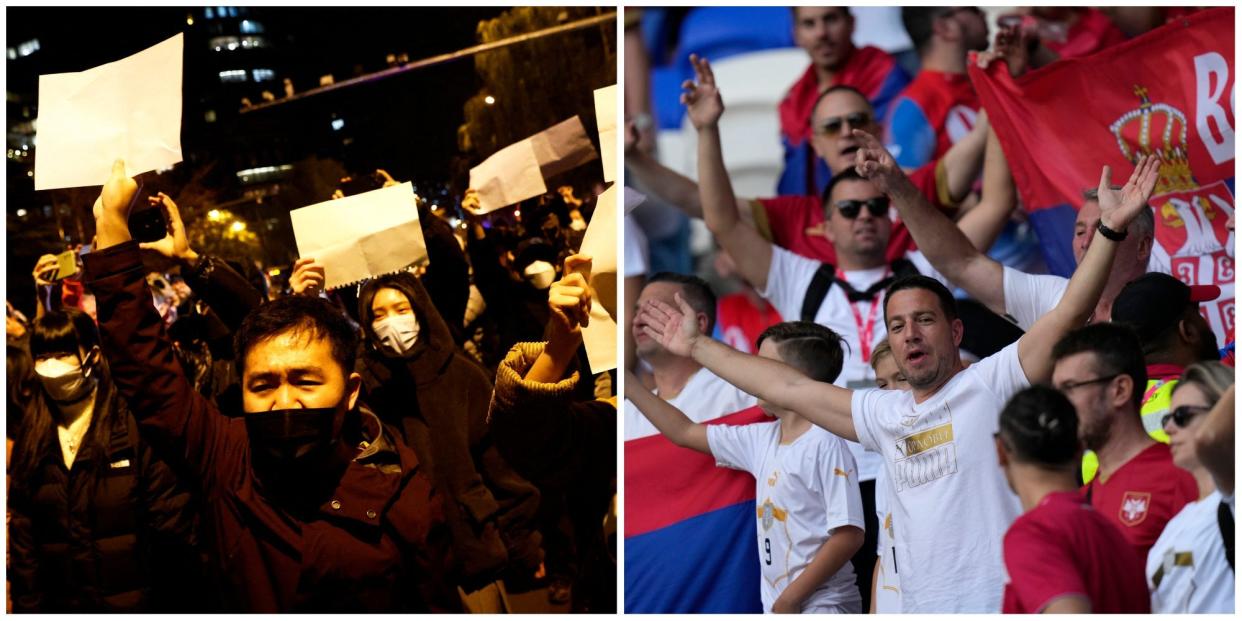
[[8, 309, 203, 612], [1146, 361, 1235, 613], [355, 272, 543, 611]]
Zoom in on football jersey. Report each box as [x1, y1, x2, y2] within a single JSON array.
[[1083, 442, 1199, 562], [1002, 491, 1150, 613], [884, 70, 980, 169]]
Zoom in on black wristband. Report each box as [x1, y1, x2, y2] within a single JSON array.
[[1097, 221, 1128, 242]]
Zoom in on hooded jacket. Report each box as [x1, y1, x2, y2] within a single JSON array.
[[357, 272, 542, 589]]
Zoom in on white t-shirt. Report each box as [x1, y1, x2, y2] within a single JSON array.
[[623, 366, 757, 440], [873, 469, 902, 613], [761, 245, 945, 482], [1001, 254, 1171, 331], [707, 421, 865, 613], [623, 214, 649, 278], [1146, 490, 1235, 613], [850, 342, 1028, 612]]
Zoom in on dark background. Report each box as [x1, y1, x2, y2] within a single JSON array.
[[7, 6, 617, 316]]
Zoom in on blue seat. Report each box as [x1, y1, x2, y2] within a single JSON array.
[[650, 7, 797, 130]]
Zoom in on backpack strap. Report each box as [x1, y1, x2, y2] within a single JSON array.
[[800, 263, 837, 322], [1219, 500, 1234, 571], [890, 257, 919, 280]]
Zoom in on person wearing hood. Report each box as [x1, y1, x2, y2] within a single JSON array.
[[351, 269, 545, 611], [9, 309, 203, 612], [84, 159, 455, 612]]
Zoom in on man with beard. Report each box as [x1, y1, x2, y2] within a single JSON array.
[[886, 7, 990, 168], [637, 149, 1161, 611], [84, 160, 453, 612], [1051, 323, 1198, 562]]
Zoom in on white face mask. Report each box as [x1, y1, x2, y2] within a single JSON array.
[[34, 357, 95, 403], [524, 261, 555, 290], [372, 313, 420, 356]]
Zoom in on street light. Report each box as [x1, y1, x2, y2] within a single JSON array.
[[208, 209, 223, 221], [230, 221, 246, 233], [484, 95, 495, 105]]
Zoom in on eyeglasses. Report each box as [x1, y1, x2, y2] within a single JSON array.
[[834, 197, 889, 219], [1161, 405, 1210, 429], [1057, 374, 1120, 393], [817, 112, 872, 136]]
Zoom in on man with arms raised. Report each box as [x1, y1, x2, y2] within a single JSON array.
[[637, 150, 1160, 611]]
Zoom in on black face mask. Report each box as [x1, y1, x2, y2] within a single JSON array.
[[245, 407, 339, 501]]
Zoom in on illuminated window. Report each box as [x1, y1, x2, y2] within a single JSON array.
[[218, 70, 247, 83], [331, 119, 345, 131], [240, 20, 264, 34], [205, 7, 214, 19], [252, 68, 275, 82]]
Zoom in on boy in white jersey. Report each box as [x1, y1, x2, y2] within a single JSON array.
[[626, 321, 865, 613]]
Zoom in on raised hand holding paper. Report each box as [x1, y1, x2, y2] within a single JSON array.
[[35, 33, 183, 191], [290, 182, 428, 290]]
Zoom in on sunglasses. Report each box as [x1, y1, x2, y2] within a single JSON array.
[[817, 112, 872, 136], [834, 197, 889, 219], [1161, 405, 1210, 429]]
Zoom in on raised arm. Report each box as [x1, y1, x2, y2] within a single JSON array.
[[854, 128, 1008, 314], [86, 160, 243, 495], [687, 54, 774, 290], [954, 114, 1017, 253], [939, 110, 989, 204], [638, 293, 857, 442], [625, 119, 754, 222], [1193, 383, 1234, 496], [526, 254, 593, 384], [1018, 155, 1161, 383], [140, 192, 263, 331], [624, 370, 710, 453]]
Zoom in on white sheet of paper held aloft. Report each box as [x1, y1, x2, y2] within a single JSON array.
[[468, 139, 546, 215], [290, 182, 428, 290], [35, 33, 184, 191], [467, 115, 602, 215], [593, 84, 618, 183], [577, 183, 619, 374], [531, 115, 599, 180]]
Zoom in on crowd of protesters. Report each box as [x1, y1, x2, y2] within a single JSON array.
[[6, 160, 617, 612], [624, 6, 1234, 614]]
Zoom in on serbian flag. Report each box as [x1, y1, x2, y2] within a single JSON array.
[[971, 8, 1235, 344], [624, 405, 771, 613]]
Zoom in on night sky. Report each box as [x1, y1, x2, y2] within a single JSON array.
[[7, 6, 511, 182]]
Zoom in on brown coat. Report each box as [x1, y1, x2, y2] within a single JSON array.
[[84, 242, 454, 612]]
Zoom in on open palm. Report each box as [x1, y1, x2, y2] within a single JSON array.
[[638, 294, 701, 357], [1097, 154, 1161, 231]]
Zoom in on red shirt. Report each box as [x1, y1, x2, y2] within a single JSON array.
[[885, 70, 980, 168], [752, 162, 945, 264], [715, 293, 782, 355], [1082, 442, 1198, 561], [1002, 491, 1150, 613]]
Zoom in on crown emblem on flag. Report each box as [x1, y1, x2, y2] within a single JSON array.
[[1109, 85, 1198, 194]]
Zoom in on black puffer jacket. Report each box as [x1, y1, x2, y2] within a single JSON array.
[[356, 272, 542, 590], [8, 378, 201, 612]]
